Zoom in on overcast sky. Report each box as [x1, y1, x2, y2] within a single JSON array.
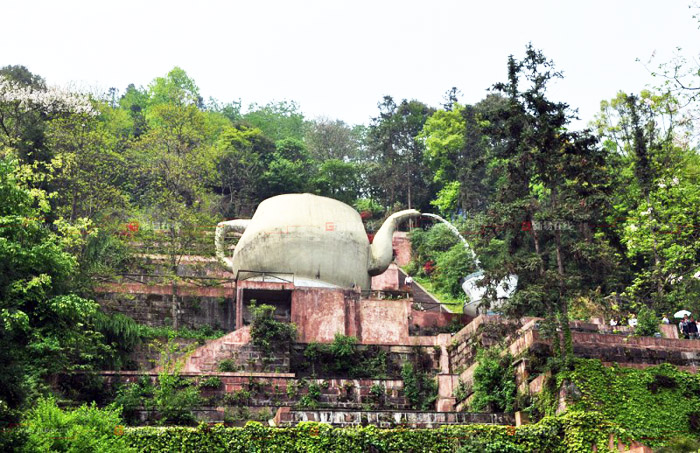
[[2, 1, 699, 127]]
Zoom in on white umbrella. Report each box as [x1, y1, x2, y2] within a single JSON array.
[[674, 310, 692, 318]]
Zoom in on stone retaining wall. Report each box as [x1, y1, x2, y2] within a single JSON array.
[[101, 372, 410, 410], [277, 408, 514, 428], [96, 282, 235, 330]]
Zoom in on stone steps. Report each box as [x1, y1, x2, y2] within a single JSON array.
[[157, 325, 252, 373]]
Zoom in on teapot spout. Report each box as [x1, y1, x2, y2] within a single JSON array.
[[368, 209, 420, 276]]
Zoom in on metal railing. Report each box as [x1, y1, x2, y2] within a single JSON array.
[[236, 270, 295, 284]]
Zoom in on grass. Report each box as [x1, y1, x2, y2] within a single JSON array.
[[411, 275, 465, 313]]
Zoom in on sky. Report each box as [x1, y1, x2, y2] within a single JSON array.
[[2, 0, 699, 127]]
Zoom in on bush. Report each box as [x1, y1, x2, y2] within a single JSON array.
[[199, 376, 222, 389], [401, 362, 438, 411], [153, 372, 201, 425], [635, 307, 659, 337], [299, 337, 394, 378], [113, 376, 154, 425], [471, 348, 516, 413], [249, 303, 297, 358], [218, 359, 238, 372], [122, 412, 625, 452], [22, 398, 134, 453]]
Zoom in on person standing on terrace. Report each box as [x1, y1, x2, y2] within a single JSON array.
[[688, 316, 699, 339]]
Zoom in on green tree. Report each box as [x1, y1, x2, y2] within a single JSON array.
[[45, 105, 130, 222], [305, 118, 363, 161], [0, 158, 109, 412], [216, 125, 274, 217], [479, 45, 618, 363], [130, 88, 217, 329], [312, 159, 363, 204], [260, 138, 315, 197], [595, 90, 700, 312], [243, 100, 307, 142], [366, 96, 436, 211], [419, 97, 497, 216]]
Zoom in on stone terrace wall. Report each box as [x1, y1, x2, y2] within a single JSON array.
[[409, 310, 471, 336], [101, 372, 410, 410], [96, 282, 235, 330], [290, 343, 441, 378], [278, 408, 514, 428], [448, 315, 523, 373]]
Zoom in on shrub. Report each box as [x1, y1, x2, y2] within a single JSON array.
[[249, 303, 297, 358], [223, 389, 251, 406], [153, 371, 201, 425], [635, 307, 659, 337], [471, 348, 516, 413], [369, 383, 386, 407], [218, 359, 238, 372], [401, 362, 438, 410], [113, 376, 154, 425], [122, 412, 626, 452], [22, 398, 134, 453], [199, 376, 222, 389]]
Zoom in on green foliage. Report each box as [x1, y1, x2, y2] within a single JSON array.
[[93, 311, 223, 369], [635, 307, 660, 337], [223, 389, 251, 406], [113, 376, 154, 425], [655, 436, 700, 453], [299, 382, 321, 409], [365, 96, 437, 212], [249, 303, 297, 359], [113, 340, 201, 426], [407, 223, 474, 306], [199, 376, 222, 389], [0, 157, 113, 410], [369, 383, 386, 407], [122, 412, 626, 452], [22, 398, 134, 453], [471, 348, 516, 413], [328, 333, 357, 359], [401, 362, 438, 411], [243, 100, 306, 142], [299, 336, 394, 378], [453, 379, 470, 403], [218, 359, 239, 372], [153, 372, 201, 425], [553, 359, 700, 447]]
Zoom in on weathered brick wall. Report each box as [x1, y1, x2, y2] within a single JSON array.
[[129, 338, 201, 370], [448, 316, 522, 373], [101, 372, 410, 410], [96, 283, 235, 330], [409, 310, 470, 336], [290, 343, 441, 378]]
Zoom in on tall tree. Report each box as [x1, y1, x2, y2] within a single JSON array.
[[0, 157, 109, 414], [596, 90, 700, 312], [242, 100, 307, 142], [216, 125, 275, 218], [479, 46, 617, 363], [366, 96, 436, 211], [305, 118, 362, 162]]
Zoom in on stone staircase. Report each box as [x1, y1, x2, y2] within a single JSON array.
[[158, 326, 252, 373]]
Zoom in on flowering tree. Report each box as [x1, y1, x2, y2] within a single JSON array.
[[0, 70, 95, 160]]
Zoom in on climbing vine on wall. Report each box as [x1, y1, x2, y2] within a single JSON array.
[[548, 359, 700, 447]]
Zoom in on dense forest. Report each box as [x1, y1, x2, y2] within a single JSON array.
[[1, 38, 700, 449]]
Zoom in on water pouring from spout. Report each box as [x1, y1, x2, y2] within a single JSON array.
[[419, 213, 517, 316]]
